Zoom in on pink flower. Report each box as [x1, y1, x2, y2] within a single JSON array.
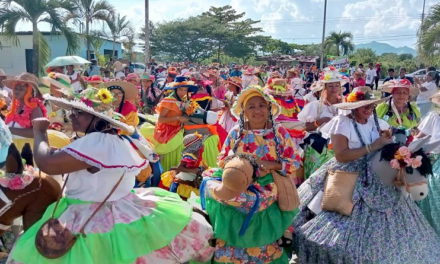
[[411, 156, 423, 168], [81, 97, 93, 107], [390, 159, 400, 169], [0, 177, 9, 188], [8, 176, 24, 190], [398, 146, 410, 158], [404, 157, 413, 167], [21, 173, 34, 184]]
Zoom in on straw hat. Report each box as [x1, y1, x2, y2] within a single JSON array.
[[333, 87, 391, 110], [243, 66, 260, 76], [86, 75, 104, 84], [182, 132, 208, 154], [2, 72, 42, 99], [44, 88, 134, 133], [113, 61, 126, 72], [232, 85, 281, 119], [380, 79, 419, 96], [41, 72, 71, 92], [104, 80, 138, 101], [201, 70, 218, 78], [430, 92, 440, 106], [269, 71, 282, 79], [264, 78, 293, 97], [353, 70, 366, 78], [224, 77, 242, 90], [140, 73, 155, 82], [319, 66, 348, 85], [165, 76, 198, 93]]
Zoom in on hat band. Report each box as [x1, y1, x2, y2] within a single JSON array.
[[243, 91, 264, 107], [55, 78, 70, 87]]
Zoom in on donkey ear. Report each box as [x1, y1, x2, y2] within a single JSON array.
[[5, 143, 23, 174], [422, 138, 440, 154], [408, 135, 431, 153], [21, 143, 34, 167]]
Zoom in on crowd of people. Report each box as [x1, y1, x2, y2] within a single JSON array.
[[0, 57, 439, 263]]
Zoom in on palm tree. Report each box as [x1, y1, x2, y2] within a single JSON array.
[[324, 31, 355, 56], [418, 3, 440, 65], [104, 13, 133, 58], [0, 0, 80, 75], [68, 0, 114, 60]]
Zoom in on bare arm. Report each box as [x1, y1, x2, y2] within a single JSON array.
[[33, 119, 91, 175], [415, 131, 426, 138], [9, 106, 44, 138], [78, 73, 87, 90], [332, 134, 389, 163], [157, 108, 187, 123], [304, 117, 331, 132]]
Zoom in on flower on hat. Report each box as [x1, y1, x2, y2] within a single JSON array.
[[48, 72, 57, 79], [96, 88, 113, 104], [81, 97, 94, 107], [323, 74, 330, 81]]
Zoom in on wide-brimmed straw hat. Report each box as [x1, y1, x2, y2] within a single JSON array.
[[86, 75, 104, 84], [140, 73, 155, 82], [224, 77, 242, 90], [319, 66, 348, 85], [243, 66, 260, 76], [0, 69, 13, 79], [232, 85, 281, 119], [202, 70, 218, 78], [2, 72, 42, 99], [430, 92, 440, 106], [269, 71, 282, 79], [310, 81, 323, 93], [333, 87, 391, 110], [104, 80, 138, 101], [41, 72, 71, 92], [113, 61, 126, 72], [380, 79, 419, 96], [126, 73, 139, 81], [165, 76, 198, 93], [264, 78, 293, 97], [44, 88, 134, 133]]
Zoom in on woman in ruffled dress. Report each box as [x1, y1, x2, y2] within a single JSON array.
[[416, 92, 440, 237], [298, 67, 345, 179], [8, 88, 215, 264], [293, 87, 440, 263], [203, 85, 301, 263], [218, 76, 242, 132], [376, 79, 421, 130]]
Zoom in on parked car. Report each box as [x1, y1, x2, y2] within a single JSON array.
[[132, 63, 146, 74], [406, 69, 440, 79]]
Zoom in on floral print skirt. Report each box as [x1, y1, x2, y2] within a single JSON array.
[[293, 158, 440, 264]]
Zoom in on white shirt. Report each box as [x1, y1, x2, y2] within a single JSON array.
[[416, 81, 438, 104], [297, 100, 338, 123], [115, 71, 125, 80], [304, 93, 318, 103], [418, 111, 440, 154], [66, 71, 82, 93], [320, 115, 390, 149], [365, 69, 377, 84]]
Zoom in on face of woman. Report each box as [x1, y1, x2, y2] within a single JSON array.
[[176, 87, 188, 99], [392, 87, 409, 106], [67, 65, 74, 72], [69, 109, 95, 133], [50, 84, 63, 98], [425, 73, 434, 82], [354, 104, 375, 121], [141, 80, 152, 89], [209, 75, 216, 83], [110, 89, 124, 106], [14, 82, 30, 101], [228, 83, 238, 94], [325, 82, 341, 96], [128, 78, 138, 86], [244, 96, 269, 124]]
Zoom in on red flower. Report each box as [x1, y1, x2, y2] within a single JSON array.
[[283, 146, 294, 158]]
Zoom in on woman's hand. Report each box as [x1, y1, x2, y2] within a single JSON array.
[[177, 116, 189, 123], [371, 136, 391, 151], [256, 160, 281, 175], [32, 118, 50, 133], [317, 117, 331, 126]]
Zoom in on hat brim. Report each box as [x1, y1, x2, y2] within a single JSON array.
[[165, 84, 198, 94], [224, 79, 242, 89], [41, 77, 71, 92], [333, 96, 391, 110], [263, 87, 294, 97], [43, 94, 134, 133], [2, 79, 42, 99], [104, 81, 138, 101], [232, 85, 281, 119], [380, 85, 419, 96]]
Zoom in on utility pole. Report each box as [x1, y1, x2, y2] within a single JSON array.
[[417, 0, 426, 67], [144, 0, 150, 73], [422, 0, 426, 24], [320, 0, 328, 70]]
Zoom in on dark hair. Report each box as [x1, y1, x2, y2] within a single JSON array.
[[399, 67, 407, 73], [427, 66, 436, 72], [223, 153, 259, 180], [359, 63, 364, 67], [380, 144, 432, 176], [427, 70, 440, 86], [386, 98, 418, 123], [108, 86, 125, 113], [388, 68, 395, 73]]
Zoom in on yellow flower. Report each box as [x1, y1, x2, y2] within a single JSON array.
[[324, 74, 330, 81], [49, 112, 57, 117], [346, 93, 357, 103], [96, 88, 113, 104]]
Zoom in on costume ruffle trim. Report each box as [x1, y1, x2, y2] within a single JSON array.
[[64, 147, 148, 172]]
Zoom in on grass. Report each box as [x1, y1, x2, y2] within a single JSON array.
[[39, 86, 49, 94]]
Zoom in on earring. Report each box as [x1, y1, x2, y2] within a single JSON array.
[[94, 120, 109, 132]]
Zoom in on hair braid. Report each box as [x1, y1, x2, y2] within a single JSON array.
[[268, 103, 282, 162], [372, 109, 381, 133], [233, 109, 245, 153], [351, 113, 366, 147]]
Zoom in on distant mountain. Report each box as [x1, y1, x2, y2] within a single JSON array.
[[354, 41, 416, 56]]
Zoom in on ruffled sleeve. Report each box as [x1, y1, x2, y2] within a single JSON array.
[[320, 115, 351, 140], [217, 125, 238, 167], [418, 112, 439, 136], [297, 101, 320, 122], [62, 133, 148, 173], [276, 125, 301, 179], [375, 102, 388, 119]]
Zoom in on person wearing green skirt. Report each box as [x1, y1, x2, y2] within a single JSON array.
[[9, 88, 215, 264]]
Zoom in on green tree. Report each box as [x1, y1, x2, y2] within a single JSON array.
[[263, 39, 293, 54], [69, 0, 114, 59], [0, 0, 80, 75], [104, 13, 133, 58], [324, 31, 354, 56], [418, 3, 440, 65], [350, 48, 377, 66]]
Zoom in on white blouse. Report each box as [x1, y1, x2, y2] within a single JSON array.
[[61, 133, 147, 202], [418, 111, 440, 154], [320, 115, 390, 149], [297, 100, 338, 123]]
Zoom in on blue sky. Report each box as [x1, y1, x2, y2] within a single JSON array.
[[16, 0, 438, 49]]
